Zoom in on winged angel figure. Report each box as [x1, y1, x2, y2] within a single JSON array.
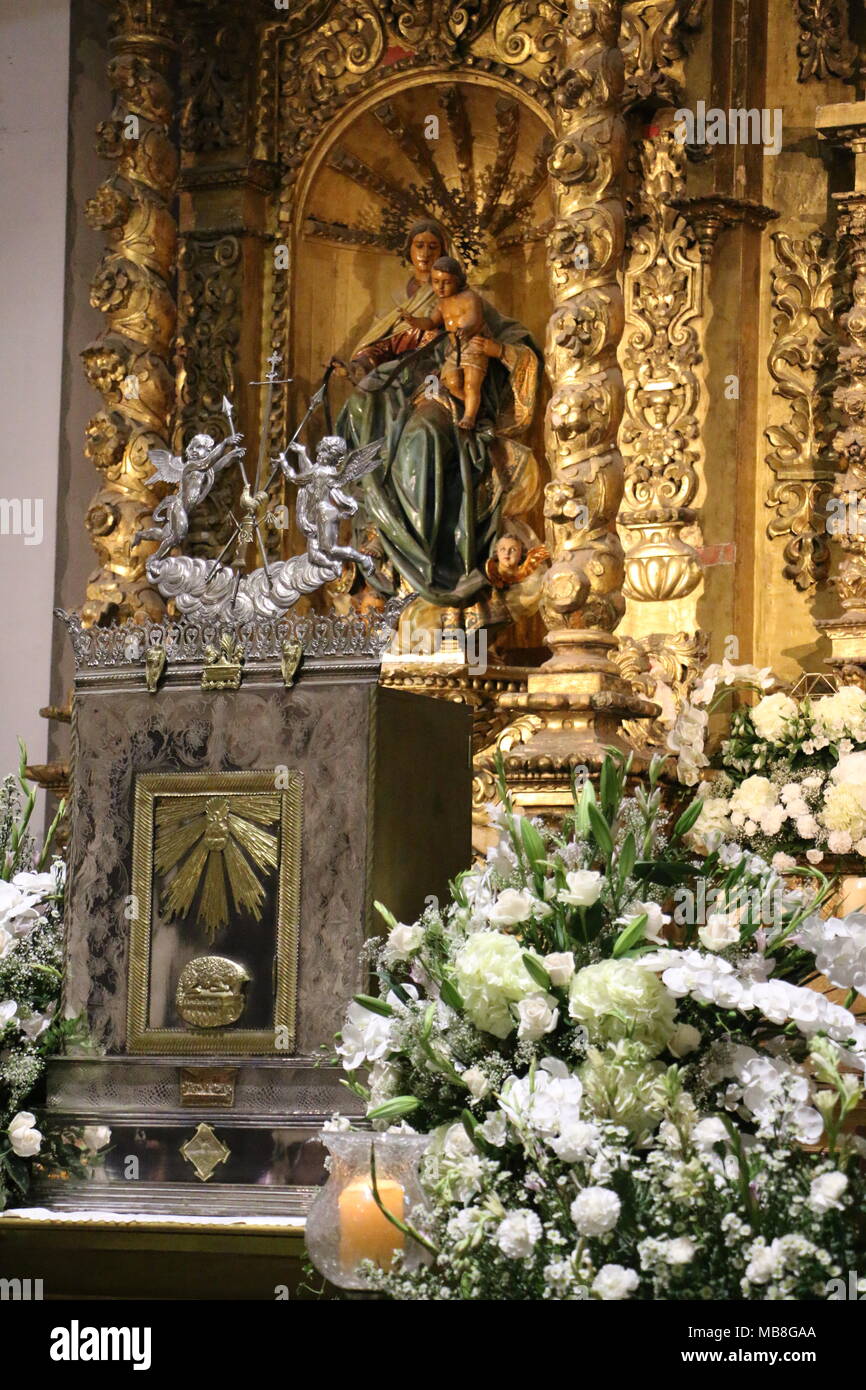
[[134, 432, 244, 562], [142, 430, 386, 622]]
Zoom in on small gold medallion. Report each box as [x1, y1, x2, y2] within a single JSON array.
[[180, 1122, 230, 1182], [176, 956, 250, 1028]]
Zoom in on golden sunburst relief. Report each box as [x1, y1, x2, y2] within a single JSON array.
[[154, 793, 280, 936]]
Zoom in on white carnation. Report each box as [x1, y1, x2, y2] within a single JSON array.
[[570, 1186, 621, 1236], [496, 1209, 542, 1259], [591, 1264, 639, 1300]]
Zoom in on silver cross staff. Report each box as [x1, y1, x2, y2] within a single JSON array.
[[250, 349, 293, 495]]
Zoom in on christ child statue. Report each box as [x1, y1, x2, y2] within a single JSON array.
[[406, 256, 492, 429]]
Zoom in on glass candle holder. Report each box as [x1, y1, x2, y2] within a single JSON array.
[[305, 1131, 431, 1290]]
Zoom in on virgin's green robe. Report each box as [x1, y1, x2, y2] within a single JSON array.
[[337, 299, 541, 607]]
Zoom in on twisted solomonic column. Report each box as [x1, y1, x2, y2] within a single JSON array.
[[500, 0, 655, 814], [80, 0, 177, 625]]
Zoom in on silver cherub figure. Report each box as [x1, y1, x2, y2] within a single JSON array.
[[134, 431, 245, 562], [275, 435, 383, 574]]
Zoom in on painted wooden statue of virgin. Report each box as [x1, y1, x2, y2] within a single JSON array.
[[334, 217, 542, 632]]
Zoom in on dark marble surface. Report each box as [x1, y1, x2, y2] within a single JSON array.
[[65, 668, 470, 1057]]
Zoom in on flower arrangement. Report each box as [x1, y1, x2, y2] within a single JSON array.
[[0, 747, 108, 1209], [667, 662, 866, 870], [331, 751, 866, 1300]]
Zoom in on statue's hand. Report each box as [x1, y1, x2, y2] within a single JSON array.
[[469, 335, 503, 360]]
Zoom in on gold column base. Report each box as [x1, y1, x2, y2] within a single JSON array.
[[815, 613, 866, 666], [496, 632, 659, 816]]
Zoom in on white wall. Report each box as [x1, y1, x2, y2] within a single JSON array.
[[0, 0, 71, 786]]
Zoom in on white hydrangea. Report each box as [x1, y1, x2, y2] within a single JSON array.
[[811, 687, 866, 741], [568, 959, 677, 1057], [453, 932, 544, 1039]]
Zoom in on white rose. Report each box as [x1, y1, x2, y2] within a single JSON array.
[[516, 992, 559, 1042], [808, 1171, 848, 1214], [772, 852, 797, 873], [750, 692, 798, 742], [543, 951, 575, 986], [693, 1117, 728, 1149], [664, 1237, 696, 1265], [496, 1209, 542, 1259], [806, 848, 824, 865], [698, 911, 741, 952], [0, 1000, 17, 1028], [616, 900, 670, 946], [460, 1066, 489, 1100], [745, 1244, 777, 1284], [591, 1264, 639, 1300], [828, 830, 854, 854], [667, 1023, 701, 1057], [558, 870, 603, 908], [488, 887, 549, 927], [478, 1111, 507, 1147], [82, 1125, 111, 1153], [382, 921, 424, 965], [571, 1186, 621, 1236], [8, 1111, 42, 1158]]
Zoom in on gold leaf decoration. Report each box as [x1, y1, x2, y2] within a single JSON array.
[[154, 792, 280, 936]]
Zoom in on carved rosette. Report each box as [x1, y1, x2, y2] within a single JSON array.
[[81, 0, 178, 625], [764, 229, 843, 593], [618, 118, 703, 605], [499, 0, 657, 811]]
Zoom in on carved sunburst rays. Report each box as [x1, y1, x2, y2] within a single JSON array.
[[307, 82, 552, 267], [154, 793, 280, 937]]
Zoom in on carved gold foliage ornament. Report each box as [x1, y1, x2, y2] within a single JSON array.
[[81, 0, 178, 626], [619, 118, 703, 604], [764, 229, 843, 592], [793, 0, 858, 83], [621, 0, 706, 106], [155, 792, 281, 935]]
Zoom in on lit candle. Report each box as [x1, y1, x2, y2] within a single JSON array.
[[338, 1175, 405, 1273]]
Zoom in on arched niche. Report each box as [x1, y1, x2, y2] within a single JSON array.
[[286, 71, 554, 467]]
